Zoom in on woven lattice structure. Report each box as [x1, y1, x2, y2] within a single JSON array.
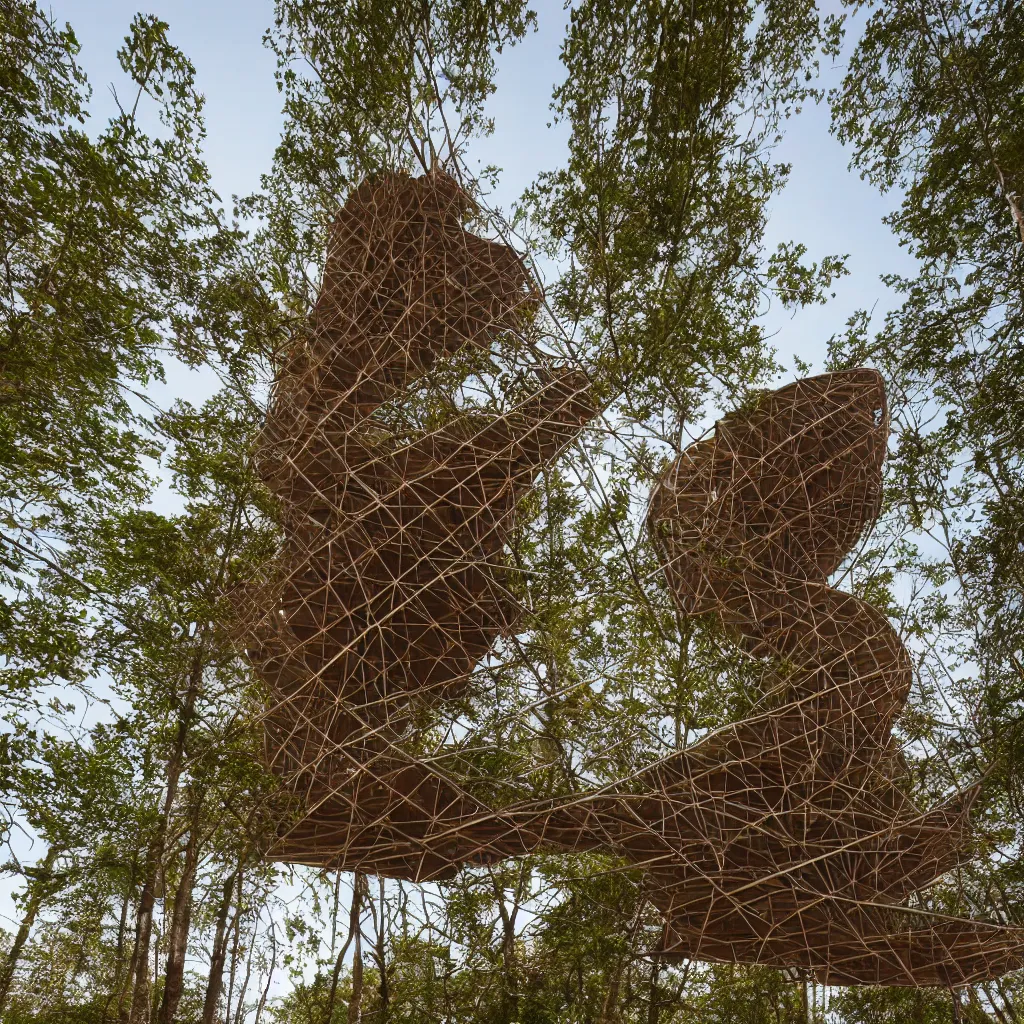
[[245, 169, 597, 879], [641, 371, 1024, 985], [242, 170, 1024, 988]]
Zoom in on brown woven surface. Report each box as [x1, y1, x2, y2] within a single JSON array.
[[642, 371, 1022, 986], [239, 170, 1024, 987]]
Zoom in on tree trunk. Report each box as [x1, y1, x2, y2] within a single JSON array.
[[325, 873, 363, 1024], [222, 885, 244, 1024], [329, 870, 342, 957], [993, 978, 1021, 1024], [374, 883, 389, 1018], [0, 846, 59, 1014], [124, 824, 167, 1021], [488, 866, 525, 1022], [157, 801, 202, 1024], [347, 924, 363, 1024], [599, 969, 621, 1024], [127, 657, 203, 1024], [253, 921, 277, 1024], [230, 933, 254, 1024], [992, 159, 1024, 245], [201, 869, 241, 1024], [116, 885, 132, 970], [645, 959, 661, 1024], [102, 873, 137, 1024], [223, 888, 244, 1024]]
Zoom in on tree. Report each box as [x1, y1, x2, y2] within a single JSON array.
[[0, 2, 266, 695], [828, 0, 1024, 1017], [0, 4, 278, 1019]]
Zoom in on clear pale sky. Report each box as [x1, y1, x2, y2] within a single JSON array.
[[55, 0, 917, 375]]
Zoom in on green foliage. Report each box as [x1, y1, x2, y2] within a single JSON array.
[[524, 0, 845, 422], [0, 2, 270, 703], [828, 0, 1024, 954], [244, 0, 537, 317]]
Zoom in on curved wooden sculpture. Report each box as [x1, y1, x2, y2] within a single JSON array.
[[246, 169, 596, 880], [637, 370, 1024, 985], [243, 169, 1024, 988]]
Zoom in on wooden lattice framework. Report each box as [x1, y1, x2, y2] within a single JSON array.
[[240, 170, 1024, 987]]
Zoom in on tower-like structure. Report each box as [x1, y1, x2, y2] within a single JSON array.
[[641, 371, 1021, 985]]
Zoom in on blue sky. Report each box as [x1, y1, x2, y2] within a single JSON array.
[[56, 0, 917, 379]]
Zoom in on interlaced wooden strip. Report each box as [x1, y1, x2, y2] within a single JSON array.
[[241, 170, 1024, 987]]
